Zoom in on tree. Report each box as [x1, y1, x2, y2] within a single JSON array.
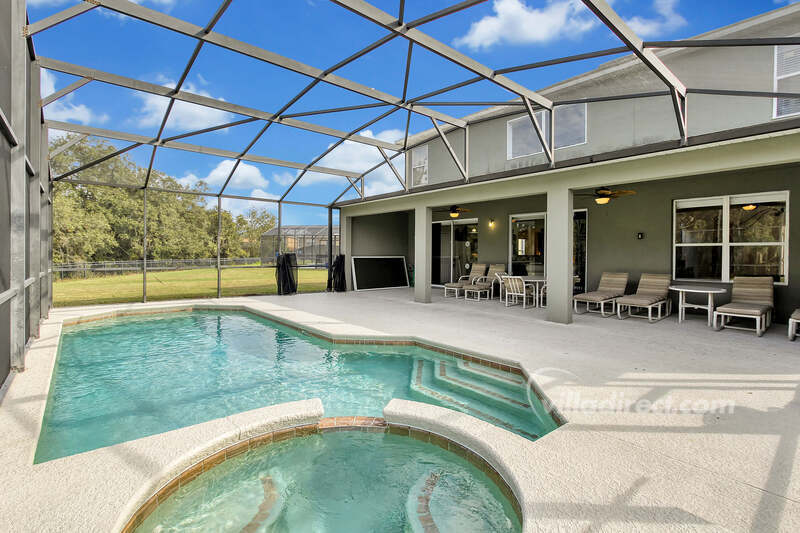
[[50, 136, 276, 264]]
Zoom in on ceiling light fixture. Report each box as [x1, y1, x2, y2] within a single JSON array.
[[595, 197, 610, 205], [742, 204, 757, 211]]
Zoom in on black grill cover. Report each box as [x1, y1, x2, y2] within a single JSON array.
[[276, 253, 298, 295], [328, 254, 347, 292]]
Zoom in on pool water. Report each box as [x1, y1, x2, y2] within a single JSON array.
[[36, 311, 556, 462], [135, 431, 521, 533]]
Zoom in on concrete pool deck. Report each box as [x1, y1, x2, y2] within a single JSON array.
[[1, 291, 798, 531]]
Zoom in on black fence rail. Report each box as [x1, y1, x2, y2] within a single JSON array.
[[54, 258, 259, 279]]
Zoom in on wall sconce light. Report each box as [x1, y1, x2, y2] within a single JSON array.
[[488, 218, 495, 229], [742, 204, 757, 211]]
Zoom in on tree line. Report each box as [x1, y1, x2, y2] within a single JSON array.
[[51, 136, 276, 264]]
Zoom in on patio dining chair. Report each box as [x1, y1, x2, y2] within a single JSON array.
[[615, 273, 672, 322], [572, 272, 629, 317], [464, 264, 506, 301], [713, 276, 774, 336], [502, 275, 535, 309], [444, 263, 487, 297]]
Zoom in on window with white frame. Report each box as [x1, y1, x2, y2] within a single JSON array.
[[506, 103, 586, 159], [411, 145, 428, 187], [673, 191, 789, 283], [774, 45, 800, 118]]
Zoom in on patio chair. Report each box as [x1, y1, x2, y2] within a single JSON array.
[[502, 276, 535, 309], [615, 273, 672, 322], [713, 276, 774, 337], [444, 263, 487, 297], [789, 309, 800, 341], [464, 264, 506, 301], [572, 272, 629, 317]]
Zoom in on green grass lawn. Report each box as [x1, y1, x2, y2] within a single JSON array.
[[53, 267, 329, 307]]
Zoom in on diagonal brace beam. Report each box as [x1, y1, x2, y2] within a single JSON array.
[[378, 146, 406, 190], [430, 117, 467, 182], [41, 77, 91, 107]]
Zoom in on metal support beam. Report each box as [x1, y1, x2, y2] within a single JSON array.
[[277, 202, 282, 255], [580, 0, 686, 96], [38, 57, 401, 150], [495, 46, 630, 74], [687, 88, 800, 100], [430, 117, 467, 182], [378, 146, 406, 190], [282, 102, 389, 119], [89, 0, 466, 127], [332, 0, 553, 109], [25, 3, 97, 36], [54, 142, 143, 181], [346, 176, 363, 199], [671, 89, 688, 145], [523, 98, 553, 165], [217, 196, 222, 298], [45, 120, 363, 178], [414, 101, 524, 106], [327, 206, 334, 290], [40, 77, 91, 107], [142, 187, 148, 303], [161, 117, 259, 143]]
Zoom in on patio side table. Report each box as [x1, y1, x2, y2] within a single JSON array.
[[669, 285, 728, 327]]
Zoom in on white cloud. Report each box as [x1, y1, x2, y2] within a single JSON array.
[[178, 159, 270, 191], [222, 188, 278, 216], [40, 69, 110, 126], [626, 0, 687, 38], [134, 75, 234, 132], [453, 0, 597, 51], [272, 129, 406, 198]]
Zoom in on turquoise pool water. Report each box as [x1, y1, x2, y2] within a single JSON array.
[[135, 431, 521, 533], [36, 310, 557, 462]]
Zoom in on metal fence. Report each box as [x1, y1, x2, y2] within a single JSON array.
[[53, 257, 262, 279]]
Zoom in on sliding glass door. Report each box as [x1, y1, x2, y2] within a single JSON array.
[[509, 214, 545, 276], [508, 211, 588, 293], [431, 219, 479, 286]]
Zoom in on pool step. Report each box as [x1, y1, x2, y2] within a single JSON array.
[[431, 361, 532, 417], [405, 469, 442, 533], [455, 359, 526, 391], [409, 359, 539, 440]]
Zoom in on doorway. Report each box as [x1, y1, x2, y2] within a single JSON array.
[[508, 210, 588, 293], [431, 218, 479, 286]]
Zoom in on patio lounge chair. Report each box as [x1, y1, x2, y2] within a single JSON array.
[[464, 264, 506, 301], [615, 273, 672, 322], [789, 309, 800, 341], [502, 275, 535, 309], [444, 263, 487, 297], [713, 276, 774, 336], [573, 272, 629, 317]]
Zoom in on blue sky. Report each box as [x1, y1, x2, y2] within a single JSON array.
[[30, 0, 797, 221]]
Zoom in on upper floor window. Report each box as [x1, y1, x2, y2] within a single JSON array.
[[673, 191, 789, 284], [411, 145, 428, 187], [506, 103, 586, 160], [774, 45, 800, 118]]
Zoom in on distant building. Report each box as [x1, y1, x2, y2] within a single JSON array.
[[260, 225, 340, 266]]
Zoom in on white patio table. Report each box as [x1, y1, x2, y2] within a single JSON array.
[[669, 284, 728, 327]]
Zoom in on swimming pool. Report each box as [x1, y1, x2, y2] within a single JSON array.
[[36, 310, 557, 462], [134, 430, 521, 532]]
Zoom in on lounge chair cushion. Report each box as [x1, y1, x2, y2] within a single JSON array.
[[472, 281, 493, 290], [791, 308, 800, 321], [715, 302, 772, 316], [444, 281, 467, 289], [617, 294, 665, 306], [573, 291, 620, 303]]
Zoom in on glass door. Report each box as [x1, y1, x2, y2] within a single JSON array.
[[431, 222, 453, 286], [509, 214, 545, 276], [453, 220, 479, 280], [573, 210, 587, 294]]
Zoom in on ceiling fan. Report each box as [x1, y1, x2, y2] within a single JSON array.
[[433, 205, 472, 218], [578, 186, 636, 205]]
